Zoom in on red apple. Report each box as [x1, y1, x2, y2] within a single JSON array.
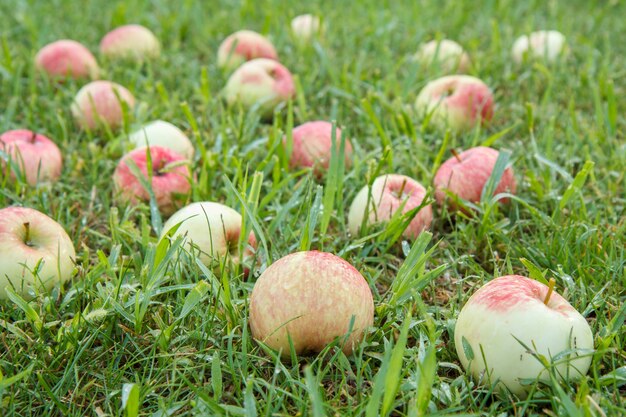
[[217, 30, 278, 70], [35, 39, 99, 80], [71, 80, 136, 130], [285, 121, 352, 174], [0, 129, 63, 186]]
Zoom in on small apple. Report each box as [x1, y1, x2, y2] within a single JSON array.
[[291, 14, 322, 42], [100, 24, 161, 61], [415, 75, 494, 132], [217, 30, 278, 70], [113, 146, 191, 216], [35, 39, 99, 80], [224, 58, 295, 118], [0, 207, 76, 300], [159, 202, 257, 267], [455, 275, 594, 397], [129, 120, 195, 160], [0, 129, 63, 186], [512, 30, 567, 64], [415, 39, 471, 73], [71, 80, 136, 130], [285, 121, 352, 174], [348, 174, 432, 239], [249, 251, 374, 357], [433, 146, 516, 207]]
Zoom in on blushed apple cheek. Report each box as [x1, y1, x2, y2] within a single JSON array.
[[273, 67, 295, 99]]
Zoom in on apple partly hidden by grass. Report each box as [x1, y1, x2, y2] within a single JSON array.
[[454, 275, 593, 397], [291, 14, 322, 42], [100, 24, 161, 61], [35, 39, 99, 80], [71, 80, 136, 130], [0, 207, 76, 300], [0, 129, 63, 186], [217, 30, 278, 71], [249, 251, 374, 357], [512, 30, 567, 64], [414, 39, 471, 73], [129, 120, 195, 160]]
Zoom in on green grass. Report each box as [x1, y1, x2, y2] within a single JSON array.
[[1, 0, 625, 415]]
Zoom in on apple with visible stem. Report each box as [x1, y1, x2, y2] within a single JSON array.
[[415, 75, 494, 132], [113, 146, 191, 216], [217, 30, 278, 70], [348, 174, 432, 239], [415, 39, 471, 73], [100, 24, 161, 61], [512, 30, 567, 64], [0, 207, 76, 300], [0, 129, 63, 186], [129, 120, 195, 160], [71, 80, 136, 130], [454, 275, 594, 397], [35, 39, 99, 80], [224, 58, 295, 119], [291, 14, 322, 42], [249, 251, 374, 357]]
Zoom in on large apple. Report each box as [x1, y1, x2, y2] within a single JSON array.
[[0, 207, 76, 300], [100, 24, 161, 61], [35, 39, 99, 80], [217, 30, 278, 70], [415, 75, 493, 132], [285, 121, 352, 174], [415, 39, 471, 73], [0, 129, 63, 186], [128, 120, 195, 160], [249, 251, 374, 357], [455, 275, 594, 397], [348, 174, 432, 239], [512, 30, 567, 64], [71, 80, 136, 130]]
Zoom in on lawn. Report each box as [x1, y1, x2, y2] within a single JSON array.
[[0, 0, 625, 415]]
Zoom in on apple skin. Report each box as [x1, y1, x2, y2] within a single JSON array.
[[415, 75, 494, 132], [0, 130, 63, 186], [348, 174, 432, 239], [415, 39, 471, 73], [224, 58, 295, 118], [454, 275, 594, 397], [0, 207, 75, 300], [433, 146, 516, 206], [249, 251, 374, 357], [129, 120, 195, 160], [100, 24, 161, 61], [217, 30, 278, 70], [512, 30, 567, 64], [159, 202, 257, 267], [35, 39, 99, 80], [113, 146, 191, 216], [286, 121, 352, 174], [291, 14, 322, 42], [71, 80, 136, 130]]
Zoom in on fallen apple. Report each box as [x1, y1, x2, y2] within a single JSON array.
[[415, 39, 471, 73], [0, 129, 63, 186], [35, 39, 99, 79], [512, 30, 567, 64], [100, 24, 161, 61], [217, 30, 278, 70], [285, 121, 352, 174], [71, 80, 136, 130], [128, 120, 195, 160]]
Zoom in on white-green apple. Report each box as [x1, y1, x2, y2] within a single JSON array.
[[291, 14, 322, 42], [100, 24, 161, 61], [71, 80, 136, 130], [0, 129, 63, 186], [35, 39, 99, 80], [217, 30, 278, 70], [415, 39, 471, 73], [512, 30, 567, 64], [129, 120, 195, 160], [249, 251, 374, 357]]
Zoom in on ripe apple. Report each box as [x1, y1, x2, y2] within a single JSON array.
[[433, 146, 516, 207], [128, 120, 195, 160], [71, 80, 136, 130], [415, 39, 471, 73], [113, 146, 191, 216], [100, 24, 161, 61], [415, 75, 494, 132], [224, 58, 295, 118], [0, 129, 63, 186], [0, 207, 76, 300], [35, 39, 99, 80], [291, 14, 322, 42], [217, 30, 278, 70], [159, 202, 257, 267], [454, 275, 594, 397], [348, 174, 432, 239], [249, 251, 374, 357], [512, 30, 567, 64], [285, 121, 352, 174]]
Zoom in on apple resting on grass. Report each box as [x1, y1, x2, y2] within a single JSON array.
[[35, 39, 99, 79], [224, 58, 295, 118], [285, 121, 352, 174], [159, 202, 257, 267], [0, 207, 75, 300], [100, 24, 161, 61], [291, 14, 322, 42], [71, 80, 136, 130], [113, 146, 191, 216], [433, 146, 516, 207], [415, 75, 493, 132], [249, 251, 374, 357], [454, 275, 593, 397], [0, 130, 63, 186], [348, 174, 432, 239], [217, 30, 278, 70], [512, 30, 567, 64], [129, 120, 195, 160], [415, 39, 471, 73]]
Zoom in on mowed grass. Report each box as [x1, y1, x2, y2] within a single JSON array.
[[1, 0, 625, 415]]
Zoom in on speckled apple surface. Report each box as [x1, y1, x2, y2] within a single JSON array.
[[0, 130, 63, 185], [71, 81, 136, 130], [287, 121, 352, 173], [217, 30, 278, 70], [35, 39, 99, 79]]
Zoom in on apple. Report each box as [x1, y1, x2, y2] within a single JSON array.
[[113, 146, 191, 216], [224, 58, 295, 119], [249, 251, 374, 357], [217, 30, 278, 70], [71, 80, 136, 130], [35, 39, 99, 80], [348, 174, 432, 239], [100, 24, 161, 61], [285, 121, 352, 174], [128, 120, 195, 160], [0, 207, 75, 300], [512, 30, 567, 64], [454, 275, 594, 397], [415, 75, 494, 132], [0, 129, 63, 186], [291, 14, 322, 42], [433, 146, 516, 207], [415, 39, 471, 73], [159, 202, 257, 267]]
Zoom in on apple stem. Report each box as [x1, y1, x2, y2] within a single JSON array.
[[543, 278, 556, 305], [30, 132, 37, 143], [397, 179, 408, 199], [23, 222, 33, 246], [450, 149, 462, 163]]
